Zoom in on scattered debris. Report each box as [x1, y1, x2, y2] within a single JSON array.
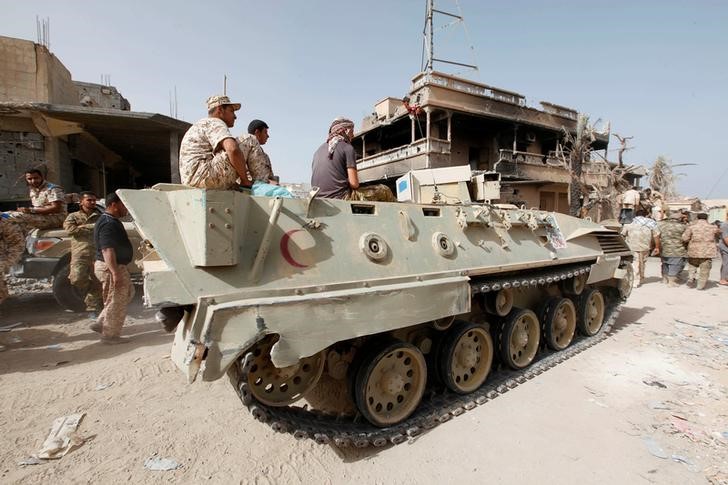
[[41, 361, 70, 368], [670, 455, 700, 473], [669, 415, 705, 442], [0, 322, 24, 332], [18, 457, 42, 466], [11, 336, 22, 344], [144, 457, 181, 471], [46, 344, 62, 350], [673, 319, 714, 329], [584, 385, 605, 397], [643, 380, 667, 389], [95, 383, 114, 391], [37, 413, 86, 459], [643, 436, 669, 459], [647, 401, 671, 410], [588, 398, 609, 408]]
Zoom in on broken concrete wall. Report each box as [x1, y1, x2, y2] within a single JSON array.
[[0, 36, 77, 104], [0, 128, 45, 203]]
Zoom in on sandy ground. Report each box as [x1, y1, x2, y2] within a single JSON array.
[[0, 257, 726, 485]]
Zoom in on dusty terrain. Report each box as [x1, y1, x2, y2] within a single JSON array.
[[0, 258, 726, 485]]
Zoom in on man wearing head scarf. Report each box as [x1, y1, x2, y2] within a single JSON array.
[[311, 118, 395, 201]]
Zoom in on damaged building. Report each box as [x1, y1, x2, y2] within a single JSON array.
[[0, 35, 188, 208], [353, 71, 632, 215]]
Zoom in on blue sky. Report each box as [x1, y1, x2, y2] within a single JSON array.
[[3, 0, 727, 197]]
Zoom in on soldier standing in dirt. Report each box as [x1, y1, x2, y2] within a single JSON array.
[[90, 193, 134, 344], [0, 218, 25, 306], [63, 191, 103, 315], [719, 212, 728, 286], [655, 211, 687, 286], [621, 208, 660, 287], [682, 212, 720, 290], [618, 186, 641, 224]]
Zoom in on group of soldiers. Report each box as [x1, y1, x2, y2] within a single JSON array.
[[0, 168, 135, 344], [620, 193, 728, 290]]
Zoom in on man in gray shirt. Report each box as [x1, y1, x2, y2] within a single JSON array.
[[311, 118, 359, 199], [311, 118, 395, 201]]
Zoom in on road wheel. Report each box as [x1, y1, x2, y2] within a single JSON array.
[[354, 341, 427, 427], [500, 308, 540, 370], [52, 262, 86, 312], [438, 322, 493, 394], [246, 336, 325, 406], [484, 288, 513, 316], [542, 298, 577, 351], [577, 289, 605, 336]]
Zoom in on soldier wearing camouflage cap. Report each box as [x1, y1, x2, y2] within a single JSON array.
[[655, 211, 687, 286], [178, 95, 252, 190], [682, 212, 720, 289]]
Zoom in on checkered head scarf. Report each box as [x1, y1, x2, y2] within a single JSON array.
[[326, 118, 354, 159]]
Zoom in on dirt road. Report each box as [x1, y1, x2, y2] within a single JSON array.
[[1, 258, 726, 484]]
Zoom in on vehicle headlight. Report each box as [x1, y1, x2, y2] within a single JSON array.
[[31, 237, 62, 254]]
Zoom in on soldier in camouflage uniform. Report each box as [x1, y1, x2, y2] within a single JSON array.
[[0, 218, 25, 305], [3, 168, 67, 275], [655, 211, 687, 286], [682, 212, 720, 289], [6, 168, 67, 233], [239, 120, 292, 198], [179, 95, 252, 190], [63, 191, 103, 313], [621, 209, 660, 287]]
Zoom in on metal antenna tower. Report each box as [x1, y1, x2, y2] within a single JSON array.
[[421, 0, 479, 74]]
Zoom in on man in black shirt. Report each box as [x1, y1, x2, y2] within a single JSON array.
[[91, 192, 134, 344]]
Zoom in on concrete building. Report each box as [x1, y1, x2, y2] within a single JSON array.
[[352, 71, 631, 216], [0, 35, 188, 206]]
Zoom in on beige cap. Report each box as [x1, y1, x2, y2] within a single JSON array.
[[206, 95, 241, 111]]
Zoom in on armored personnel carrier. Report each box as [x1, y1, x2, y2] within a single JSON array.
[[118, 175, 632, 447]]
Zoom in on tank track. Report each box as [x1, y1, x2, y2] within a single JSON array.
[[230, 263, 624, 447]]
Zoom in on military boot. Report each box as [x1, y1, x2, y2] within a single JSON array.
[[686, 279, 696, 288], [667, 276, 679, 287], [662, 274, 668, 284], [696, 279, 707, 290]]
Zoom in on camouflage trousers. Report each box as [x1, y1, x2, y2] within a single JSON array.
[[631, 250, 649, 284], [721, 250, 728, 281], [686, 257, 712, 290], [94, 261, 134, 338], [5, 212, 66, 234], [70, 253, 103, 311], [184, 152, 238, 190], [346, 184, 396, 202], [0, 221, 25, 304]]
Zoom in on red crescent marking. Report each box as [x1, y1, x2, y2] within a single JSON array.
[[280, 229, 309, 268]]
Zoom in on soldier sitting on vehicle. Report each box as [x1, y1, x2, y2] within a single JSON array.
[[63, 191, 103, 316], [178, 95, 252, 190], [239, 119, 292, 198], [3, 167, 67, 267], [311, 117, 395, 202], [6, 167, 67, 232]]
